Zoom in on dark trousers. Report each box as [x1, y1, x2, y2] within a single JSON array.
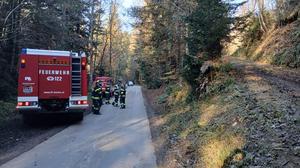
[[105, 92, 110, 100], [120, 97, 125, 104], [92, 99, 100, 114], [98, 98, 103, 106], [114, 95, 119, 104]]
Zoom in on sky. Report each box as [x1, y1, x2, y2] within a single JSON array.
[[119, 0, 144, 32]]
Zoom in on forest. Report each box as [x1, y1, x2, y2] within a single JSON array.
[[131, 0, 299, 90], [0, 0, 299, 167], [0, 0, 299, 99], [132, 0, 300, 167], [0, 0, 135, 101]]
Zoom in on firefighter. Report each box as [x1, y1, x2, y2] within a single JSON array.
[[91, 80, 103, 115], [98, 80, 104, 106], [112, 84, 120, 107], [105, 83, 111, 104], [117, 80, 122, 88], [120, 85, 126, 109]]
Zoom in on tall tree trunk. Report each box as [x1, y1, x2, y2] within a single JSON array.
[[99, 30, 108, 69], [61, 1, 66, 49], [257, 0, 268, 32], [89, 0, 95, 85], [109, 0, 114, 76], [93, 3, 101, 76], [10, 0, 18, 73]]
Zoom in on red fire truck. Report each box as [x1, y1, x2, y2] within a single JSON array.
[[16, 48, 89, 123], [94, 76, 113, 92]]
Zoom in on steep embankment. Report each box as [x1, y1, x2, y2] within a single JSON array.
[[234, 20, 300, 68], [144, 59, 300, 168]]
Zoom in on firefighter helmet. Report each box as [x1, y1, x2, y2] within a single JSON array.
[[96, 80, 102, 87]]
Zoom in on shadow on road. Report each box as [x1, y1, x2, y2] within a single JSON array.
[[24, 114, 83, 127], [0, 113, 77, 166]]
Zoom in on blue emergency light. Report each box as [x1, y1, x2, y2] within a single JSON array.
[[21, 48, 27, 54]]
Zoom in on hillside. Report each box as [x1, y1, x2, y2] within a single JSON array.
[[144, 58, 300, 168], [233, 20, 300, 68]]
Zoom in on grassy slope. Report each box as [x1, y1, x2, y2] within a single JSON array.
[[153, 61, 299, 168], [155, 63, 248, 167]]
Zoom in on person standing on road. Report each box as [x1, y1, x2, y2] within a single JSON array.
[[117, 80, 122, 89], [91, 81, 103, 115], [120, 85, 126, 109], [105, 83, 111, 104], [112, 84, 120, 107]]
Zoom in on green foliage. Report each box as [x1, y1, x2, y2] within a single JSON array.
[[241, 16, 263, 49], [157, 84, 182, 104], [292, 27, 300, 38], [219, 63, 234, 73], [19, 0, 90, 50], [132, 0, 239, 89], [187, 0, 232, 57], [273, 44, 300, 68], [139, 60, 162, 89], [183, 0, 233, 88], [131, 2, 180, 87], [157, 94, 168, 104], [0, 58, 17, 100], [206, 77, 236, 95], [182, 55, 203, 89], [0, 101, 16, 123], [0, 0, 93, 101], [165, 84, 181, 95]]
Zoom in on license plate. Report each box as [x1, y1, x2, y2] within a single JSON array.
[[23, 86, 33, 93]]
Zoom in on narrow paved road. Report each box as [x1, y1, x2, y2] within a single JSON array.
[[0, 86, 157, 168]]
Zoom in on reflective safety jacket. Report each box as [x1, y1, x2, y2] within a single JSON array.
[[120, 88, 126, 98], [105, 86, 111, 93], [114, 87, 120, 96], [92, 87, 102, 100]]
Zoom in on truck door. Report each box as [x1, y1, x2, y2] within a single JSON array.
[[18, 54, 39, 97], [38, 56, 71, 99]]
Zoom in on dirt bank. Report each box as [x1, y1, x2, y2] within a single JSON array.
[[143, 57, 300, 167]]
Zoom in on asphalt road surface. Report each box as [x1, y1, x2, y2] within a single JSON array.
[[0, 86, 157, 168]]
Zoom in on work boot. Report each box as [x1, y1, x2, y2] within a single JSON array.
[[94, 109, 102, 115]]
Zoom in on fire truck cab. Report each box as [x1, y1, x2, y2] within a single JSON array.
[[16, 49, 88, 122]]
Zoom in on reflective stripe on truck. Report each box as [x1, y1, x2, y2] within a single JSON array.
[[16, 96, 39, 109]]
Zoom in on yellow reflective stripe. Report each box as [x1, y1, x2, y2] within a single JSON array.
[[95, 88, 102, 92]]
